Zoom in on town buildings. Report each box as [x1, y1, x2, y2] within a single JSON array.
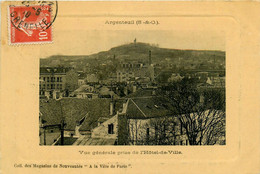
[[39, 67, 78, 99], [39, 45, 225, 146], [116, 51, 154, 83]]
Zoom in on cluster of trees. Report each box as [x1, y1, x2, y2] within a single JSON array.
[[159, 78, 226, 145]]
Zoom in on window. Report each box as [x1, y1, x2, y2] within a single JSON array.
[[108, 124, 114, 134], [57, 77, 60, 82], [146, 128, 150, 143], [60, 77, 62, 82], [43, 84, 45, 89], [60, 84, 62, 89], [47, 77, 49, 82], [43, 77, 46, 81], [57, 84, 59, 89]]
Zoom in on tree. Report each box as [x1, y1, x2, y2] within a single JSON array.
[[65, 69, 78, 92], [160, 77, 226, 145], [127, 116, 179, 145]]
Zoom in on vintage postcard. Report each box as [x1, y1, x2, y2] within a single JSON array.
[[0, 1, 259, 174]]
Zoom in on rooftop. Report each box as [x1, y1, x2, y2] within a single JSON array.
[[125, 96, 176, 119], [40, 98, 112, 131], [40, 67, 73, 74]]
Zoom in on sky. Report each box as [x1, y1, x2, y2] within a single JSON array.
[[39, 30, 225, 58]]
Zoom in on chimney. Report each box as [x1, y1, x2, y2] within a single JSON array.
[[124, 87, 128, 96], [75, 124, 81, 137], [132, 85, 137, 93], [110, 101, 114, 115], [121, 99, 130, 114]]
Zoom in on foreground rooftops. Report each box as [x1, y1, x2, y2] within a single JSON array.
[[40, 98, 111, 131], [125, 96, 176, 119]]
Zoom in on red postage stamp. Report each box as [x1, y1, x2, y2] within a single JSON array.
[[9, 1, 57, 44]]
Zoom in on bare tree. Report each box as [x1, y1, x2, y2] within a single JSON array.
[[160, 78, 226, 145]]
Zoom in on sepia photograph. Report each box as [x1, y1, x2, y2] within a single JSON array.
[[39, 30, 226, 146], [2, 1, 260, 173]]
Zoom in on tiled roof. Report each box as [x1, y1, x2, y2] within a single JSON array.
[[125, 97, 176, 119], [73, 136, 116, 145], [124, 89, 154, 98], [40, 98, 111, 131]]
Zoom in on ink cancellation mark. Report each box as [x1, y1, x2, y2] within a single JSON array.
[[8, 1, 58, 44]]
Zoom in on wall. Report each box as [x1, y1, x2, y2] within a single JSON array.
[[117, 114, 129, 145], [40, 73, 66, 91], [128, 117, 187, 145], [91, 114, 118, 139]]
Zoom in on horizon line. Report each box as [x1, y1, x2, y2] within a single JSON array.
[[40, 42, 225, 59]]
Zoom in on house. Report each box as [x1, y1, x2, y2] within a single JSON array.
[[39, 98, 127, 145], [86, 74, 99, 83], [117, 96, 225, 145], [168, 73, 184, 82], [77, 71, 86, 86], [74, 85, 98, 99], [40, 98, 110, 145], [72, 98, 127, 145], [117, 96, 188, 145]]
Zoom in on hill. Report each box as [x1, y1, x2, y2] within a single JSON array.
[[40, 42, 225, 68]]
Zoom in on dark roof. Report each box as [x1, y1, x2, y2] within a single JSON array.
[[114, 98, 127, 112], [78, 72, 86, 79], [125, 97, 176, 119], [74, 136, 116, 145], [40, 67, 72, 74], [40, 98, 111, 131], [124, 89, 154, 98]]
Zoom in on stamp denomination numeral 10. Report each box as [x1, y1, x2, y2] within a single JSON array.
[[39, 31, 48, 40]]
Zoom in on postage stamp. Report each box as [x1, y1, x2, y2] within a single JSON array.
[[8, 1, 58, 44]]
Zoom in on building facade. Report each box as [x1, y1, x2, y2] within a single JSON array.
[[40, 67, 78, 99]]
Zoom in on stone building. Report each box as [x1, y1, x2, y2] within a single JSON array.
[[39, 67, 78, 99], [116, 51, 154, 83]]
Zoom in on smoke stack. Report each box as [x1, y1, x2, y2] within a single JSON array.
[[149, 50, 152, 65]]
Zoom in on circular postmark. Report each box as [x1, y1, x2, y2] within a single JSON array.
[[9, 1, 58, 33]]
